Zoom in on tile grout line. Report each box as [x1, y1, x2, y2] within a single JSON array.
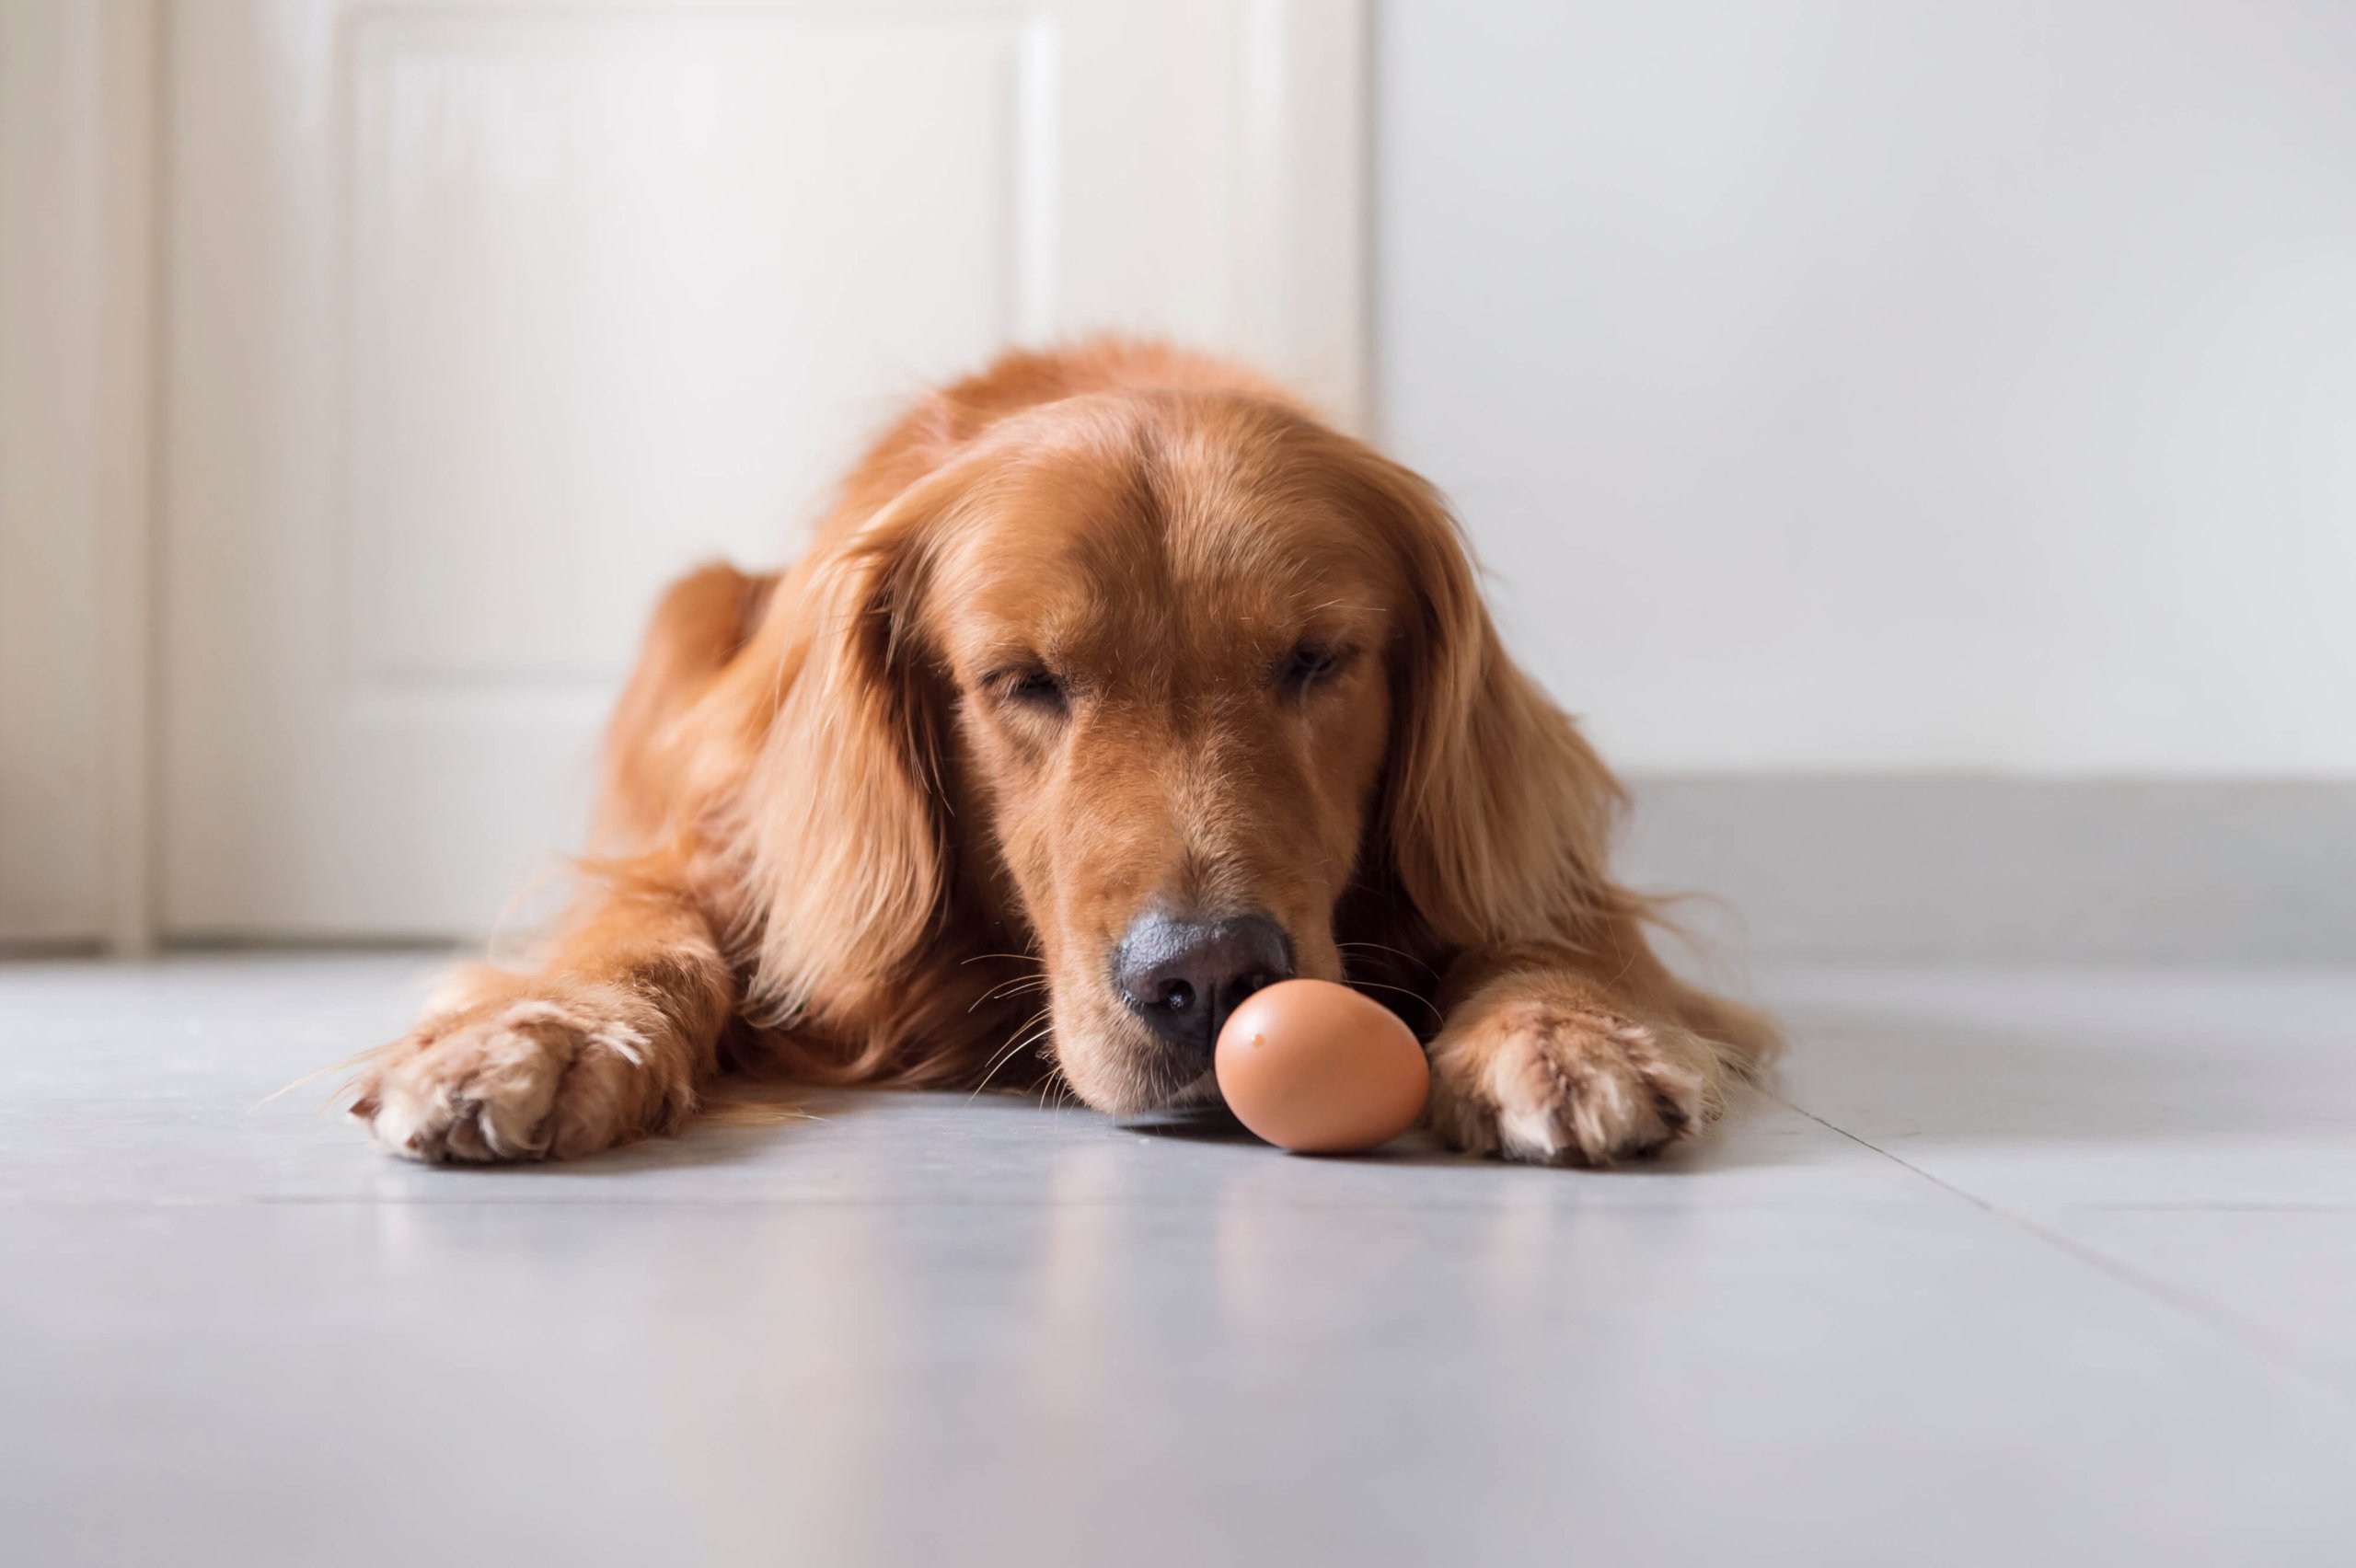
[[1767, 1089, 2356, 1412]]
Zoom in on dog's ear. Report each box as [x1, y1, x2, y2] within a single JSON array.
[[1355, 455, 1638, 952], [736, 480, 952, 1029]]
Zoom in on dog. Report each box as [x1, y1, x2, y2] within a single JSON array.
[[349, 340, 1777, 1165]]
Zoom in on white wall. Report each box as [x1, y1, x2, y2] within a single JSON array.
[[1379, 0, 2356, 778]]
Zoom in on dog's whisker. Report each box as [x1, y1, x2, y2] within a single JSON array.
[[997, 1023, 1057, 1083], [1341, 975, 1445, 1026], [967, 1008, 1055, 1102], [966, 1047, 1028, 1103], [1039, 1064, 1079, 1118], [1336, 940, 1439, 977], [966, 974, 1050, 1013]]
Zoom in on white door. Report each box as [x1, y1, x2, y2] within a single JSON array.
[[160, 0, 1365, 940]]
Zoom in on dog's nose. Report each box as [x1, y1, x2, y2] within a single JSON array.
[[1112, 911, 1294, 1058]]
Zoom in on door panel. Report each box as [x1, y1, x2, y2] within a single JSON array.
[[161, 0, 1364, 937]]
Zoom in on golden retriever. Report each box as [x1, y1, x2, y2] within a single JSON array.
[[350, 340, 1776, 1165]]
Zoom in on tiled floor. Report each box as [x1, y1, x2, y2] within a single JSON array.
[[3, 954, 2351, 1566]]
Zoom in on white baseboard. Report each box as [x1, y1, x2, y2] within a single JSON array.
[[1621, 777, 2356, 963]]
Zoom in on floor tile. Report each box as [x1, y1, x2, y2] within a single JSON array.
[[1773, 965, 2356, 1210], [2027, 1207, 2356, 1399]]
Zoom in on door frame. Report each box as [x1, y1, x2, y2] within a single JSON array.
[[0, 0, 158, 953]]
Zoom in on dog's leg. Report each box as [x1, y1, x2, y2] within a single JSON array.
[[352, 880, 735, 1163], [1424, 938, 1777, 1166]]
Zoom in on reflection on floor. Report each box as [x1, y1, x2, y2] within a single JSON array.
[[3, 954, 2352, 1566]]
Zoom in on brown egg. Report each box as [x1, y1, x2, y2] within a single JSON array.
[[1213, 978, 1429, 1154]]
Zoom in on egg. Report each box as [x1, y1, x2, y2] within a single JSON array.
[[1213, 978, 1429, 1154]]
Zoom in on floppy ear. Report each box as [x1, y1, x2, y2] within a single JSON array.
[[734, 488, 950, 1029], [1358, 457, 1639, 951]]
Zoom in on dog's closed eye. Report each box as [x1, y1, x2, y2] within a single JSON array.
[[992, 664, 1069, 714], [1276, 640, 1353, 697]]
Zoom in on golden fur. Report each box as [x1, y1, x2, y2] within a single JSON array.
[[351, 340, 1777, 1165]]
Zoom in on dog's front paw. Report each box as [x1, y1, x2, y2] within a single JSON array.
[[1427, 987, 1724, 1166], [351, 986, 672, 1163]]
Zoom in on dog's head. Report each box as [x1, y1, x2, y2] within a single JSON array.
[[743, 390, 1621, 1111]]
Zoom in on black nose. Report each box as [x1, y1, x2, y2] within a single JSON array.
[[1112, 911, 1295, 1058]]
